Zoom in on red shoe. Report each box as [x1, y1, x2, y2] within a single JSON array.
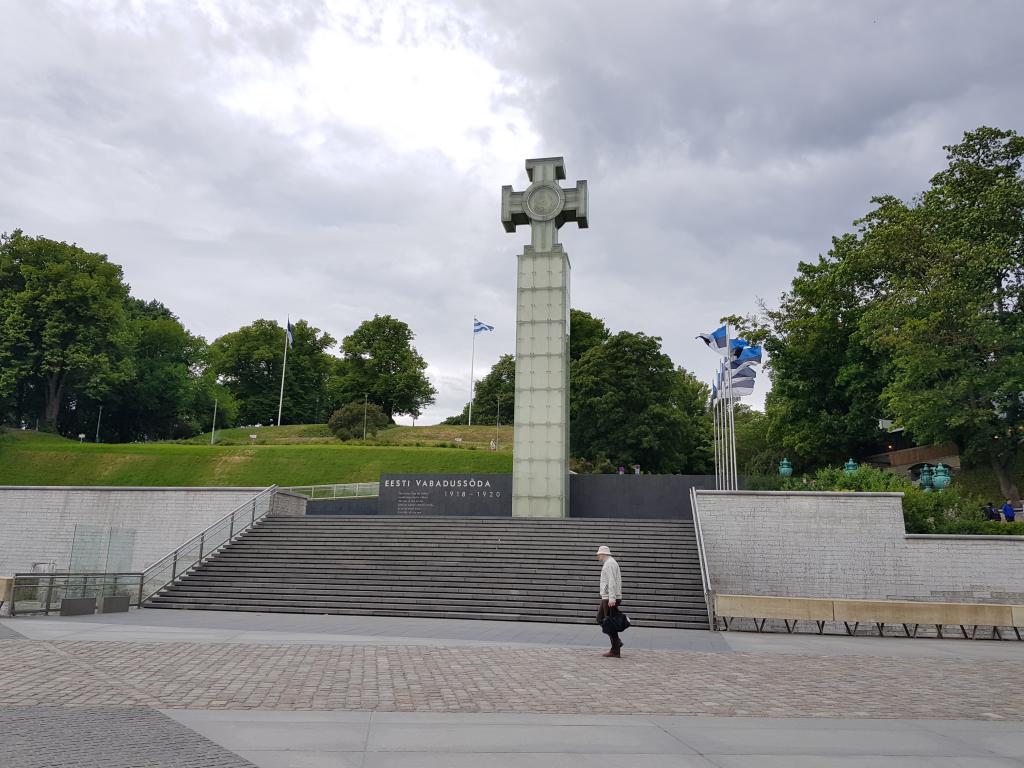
[[602, 650, 620, 658]]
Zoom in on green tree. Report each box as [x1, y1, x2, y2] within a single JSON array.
[[569, 308, 610, 362], [759, 236, 891, 471], [0, 231, 132, 431], [570, 331, 712, 473], [328, 401, 389, 441], [100, 300, 208, 440], [854, 127, 1024, 500], [331, 314, 436, 421], [445, 354, 515, 425], [733, 405, 777, 476], [211, 318, 335, 426]]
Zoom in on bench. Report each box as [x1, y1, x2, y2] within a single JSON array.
[[714, 594, 1023, 640]]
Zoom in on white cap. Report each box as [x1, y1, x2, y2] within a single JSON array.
[[596, 545, 612, 556]]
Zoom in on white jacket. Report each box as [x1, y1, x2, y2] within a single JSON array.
[[600, 556, 622, 600]]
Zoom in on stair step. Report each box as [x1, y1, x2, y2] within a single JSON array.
[[148, 516, 710, 629]]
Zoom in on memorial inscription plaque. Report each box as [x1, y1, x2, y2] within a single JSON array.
[[379, 474, 512, 516]]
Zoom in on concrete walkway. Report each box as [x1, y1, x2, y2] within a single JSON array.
[[3, 609, 1023, 767], [166, 710, 1024, 767]]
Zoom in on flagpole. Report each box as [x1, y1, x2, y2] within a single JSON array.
[[468, 322, 477, 426], [729, 321, 737, 489], [277, 322, 289, 427], [712, 373, 720, 490]]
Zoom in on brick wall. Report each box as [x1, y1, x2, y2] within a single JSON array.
[[0, 486, 266, 575], [695, 490, 1024, 604]]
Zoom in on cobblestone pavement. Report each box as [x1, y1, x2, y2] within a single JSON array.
[[2, 638, 1022, 720], [0, 706, 256, 768]]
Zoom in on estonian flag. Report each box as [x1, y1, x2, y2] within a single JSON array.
[[697, 325, 728, 355], [474, 318, 494, 334], [732, 378, 755, 397], [731, 359, 757, 376], [732, 366, 756, 383], [286, 318, 295, 349], [734, 344, 763, 364]]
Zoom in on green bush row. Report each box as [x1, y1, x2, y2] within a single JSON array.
[[745, 466, 1021, 536]]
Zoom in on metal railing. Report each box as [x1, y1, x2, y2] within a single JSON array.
[[690, 487, 716, 630], [11, 572, 144, 615], [138, 485, 278, 603], [283, 482, 379, 499]]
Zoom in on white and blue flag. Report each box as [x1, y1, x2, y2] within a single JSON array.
[[697, 325, 728, 354], [474, 318, 494, 334], [286, 318, 295, 349], [733, 344, 763, 364]]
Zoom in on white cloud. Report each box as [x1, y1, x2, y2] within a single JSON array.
[[2, 0, 1023, 427]]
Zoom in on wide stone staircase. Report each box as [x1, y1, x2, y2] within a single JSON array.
[[145, 516, 710, 629]]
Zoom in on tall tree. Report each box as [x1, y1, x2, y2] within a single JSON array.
[[331, 314, 436, 421], [759, 235, 891, 470], [570, 331, 712, 473], [210, 318, 335, 426], [569, 308, 610, 362], [0, 231, 132, 431], [855, 127, 1024, 499]]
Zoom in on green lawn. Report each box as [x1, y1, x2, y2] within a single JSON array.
[[0, 428, 513, 487], [182, 423, 515, 450]]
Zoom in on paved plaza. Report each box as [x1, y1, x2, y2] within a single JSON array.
[[1, 610, 1023, 767]]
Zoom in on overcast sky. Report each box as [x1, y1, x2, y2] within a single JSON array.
[[3, 1, 1023, 424]]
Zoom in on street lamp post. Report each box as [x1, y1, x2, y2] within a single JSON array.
[[95, 405, 103, 443], [362, 394, 368, 440]]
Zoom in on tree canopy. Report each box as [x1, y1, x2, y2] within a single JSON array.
[[761, 127, 1024, 498], [331, 314, 436, 422], [571, 331, 712, 473], [0, 231, 132, 431], [210, 319, 335, 426]]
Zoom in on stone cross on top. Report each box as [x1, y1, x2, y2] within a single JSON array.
[[501, 157, 588, 252]]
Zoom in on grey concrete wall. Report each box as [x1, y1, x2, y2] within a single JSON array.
[[695, 490, 1024, 604], [570, 475, 721, 519], [0, 486, 266, 575], [269, 491, 307, 517], [306, 498, 380, 515]]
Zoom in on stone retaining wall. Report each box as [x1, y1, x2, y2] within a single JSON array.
[[0, 486, 266, 575], [695, 490, 1024, 603]]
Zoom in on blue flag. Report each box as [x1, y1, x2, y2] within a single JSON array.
[[474, 318, 494, 334], [697, 325, 728, 354], [734, 344, 763, 364]]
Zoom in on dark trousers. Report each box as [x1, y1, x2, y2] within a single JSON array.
[[597, 599, 623, 649]]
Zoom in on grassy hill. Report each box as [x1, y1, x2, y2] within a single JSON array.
[[183, 423, 515, 450], [0, 426, 513, 487]]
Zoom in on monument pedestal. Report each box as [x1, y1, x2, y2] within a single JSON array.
[[513, 245, 570, 518]]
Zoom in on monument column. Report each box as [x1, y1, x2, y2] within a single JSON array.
[[501, 157, 588, 518]]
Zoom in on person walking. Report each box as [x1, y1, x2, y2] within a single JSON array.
[[1002, 499, 1017, 523], [595, 545, 623, 657]]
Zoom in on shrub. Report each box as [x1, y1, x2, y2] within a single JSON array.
[[778, 464, 1004, 535], [328, 402, 389, 441]]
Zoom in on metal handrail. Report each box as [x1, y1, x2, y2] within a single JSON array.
[[690, 487, 716, 630], [282, 482, 379, 499], [139, 485, 278, 602]]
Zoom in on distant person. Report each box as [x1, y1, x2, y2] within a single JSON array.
[[595, 545, 623, 657], [983, 502, 998, 521], [1002, 500, 1016, 523]]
